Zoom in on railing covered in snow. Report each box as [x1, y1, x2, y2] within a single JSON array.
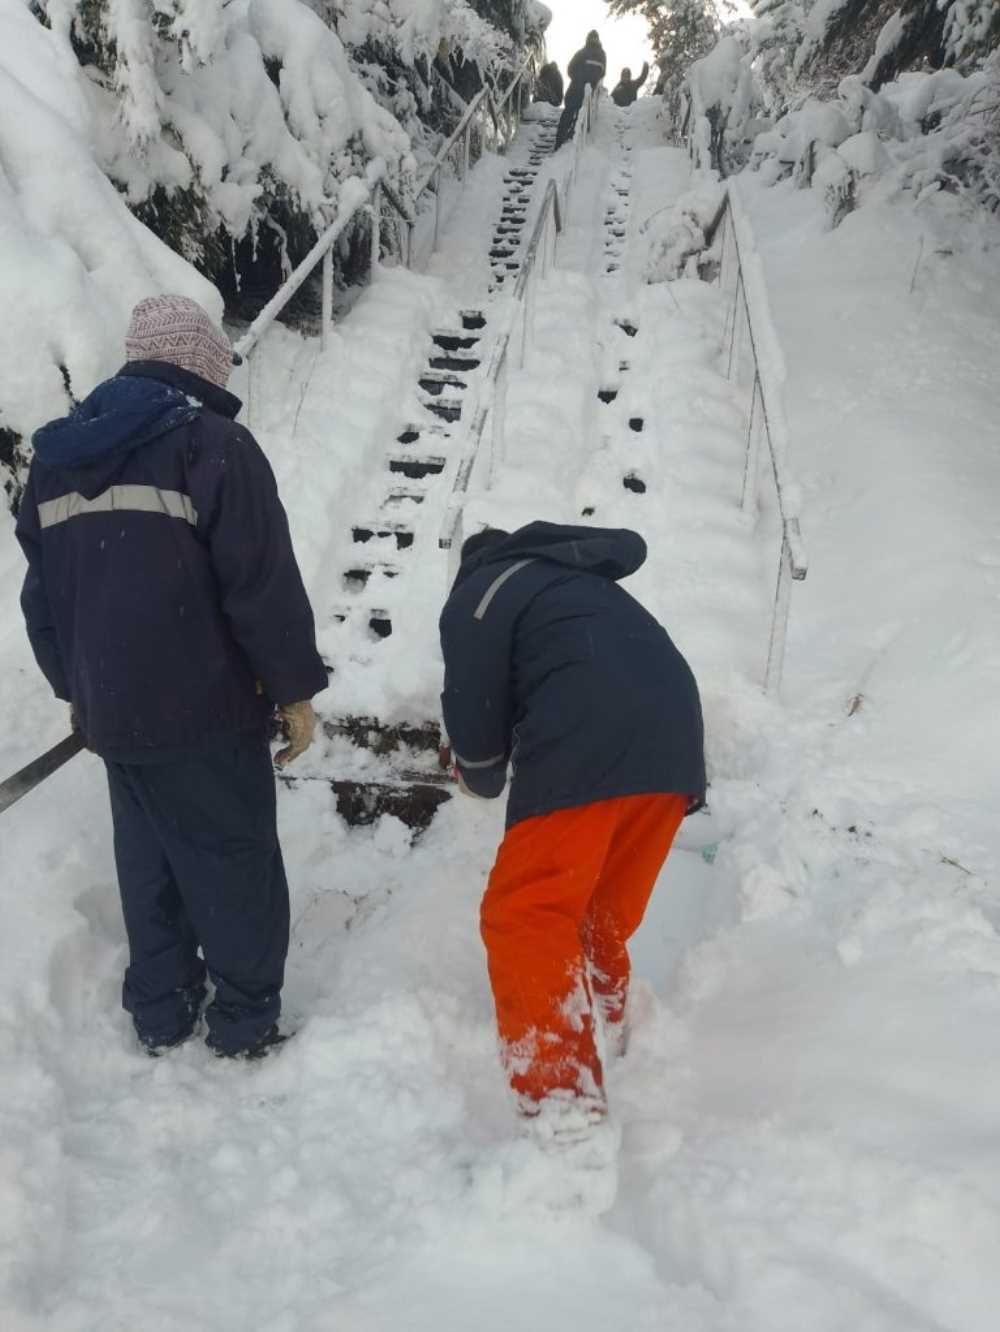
[[233, 47, 542, 429], [439, 85, 601, 556], [713, 179, 808, 695]]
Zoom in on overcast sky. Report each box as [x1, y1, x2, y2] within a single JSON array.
[[542, 0, 654, 85]]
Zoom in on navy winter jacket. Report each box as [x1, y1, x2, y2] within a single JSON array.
[[439, 522, 705, 828], [16, 361, 328, 759], [567, 42, 607, 92]]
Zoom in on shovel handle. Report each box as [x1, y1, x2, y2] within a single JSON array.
[[0, 732, 87, 817]]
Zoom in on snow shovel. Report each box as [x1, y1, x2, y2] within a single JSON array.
[[0, 732, 86, 817]]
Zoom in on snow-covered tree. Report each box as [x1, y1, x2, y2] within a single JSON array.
[[606, 0, 720, 96], [0, 0, 548, 508]]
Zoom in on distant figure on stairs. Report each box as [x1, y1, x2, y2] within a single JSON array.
[[16, 294, 328, 1062], [555, 30, 607, 150], [439, 522, 705, 1148], [612, 62, 650, 108], [534, 60, 564, 108]]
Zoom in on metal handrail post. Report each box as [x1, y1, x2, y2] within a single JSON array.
[[727, 269, 744, 380], [520, 269, 536, 369], [764, 534, 796, 694], [246, 346, 256, 431], [433, 167, 442, 252], [321, 248, 333, 350], [741, 373, 763, 511], [370, 183, 382, 277], [490, 346, 509, 486]]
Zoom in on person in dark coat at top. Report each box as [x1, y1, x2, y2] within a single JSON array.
[[534, 60, 564, 108], [439, 522, 705, 1139], [612, 62, 650, 108], [16, 294, 329, 1060], [555, 30, 607, 150]]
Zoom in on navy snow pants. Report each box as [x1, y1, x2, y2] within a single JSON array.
[[105, 730, 289, 1054], [555, 84, 586, 149]]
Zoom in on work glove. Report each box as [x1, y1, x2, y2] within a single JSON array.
[[274, 700, 316, 769]]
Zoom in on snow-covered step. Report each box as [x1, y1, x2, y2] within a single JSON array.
[[418, 372, 469, 396], [428, 352, 480, 373], [419, 397, 463, 423], [297, 718, 453, 834], [387, 455, 446, 481], [381, 486, 427, 510], [395, 423, 452, 446], [342, 562, 400, 592], [351, 522, 414, 550]]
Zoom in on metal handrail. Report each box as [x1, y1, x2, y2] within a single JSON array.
[[233, 49, 541, 425], [414, 48, 538, 200], [408, 49, 539, 261], [232, 181, 387, 365], [714, 178, 808, 694], [439, 84, 600, 553]]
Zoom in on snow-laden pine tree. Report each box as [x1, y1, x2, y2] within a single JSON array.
[[0, 0, 548, 508], [606, 0, 720, 99]]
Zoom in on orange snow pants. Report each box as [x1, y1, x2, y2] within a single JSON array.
[[481, 792, 688, 1112]]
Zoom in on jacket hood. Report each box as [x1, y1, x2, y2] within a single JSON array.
[[459, 521, 646, 585], [31, 362, 241, 481]]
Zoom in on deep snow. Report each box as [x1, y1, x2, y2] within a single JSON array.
[[2, 92, 1000, 1331]]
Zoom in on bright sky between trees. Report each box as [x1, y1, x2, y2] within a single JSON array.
[[543, 0, 655, 86]]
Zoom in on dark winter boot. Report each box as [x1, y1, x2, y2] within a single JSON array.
[[208, 1024, 289, 1061], [142, 1025, 198, 1058]]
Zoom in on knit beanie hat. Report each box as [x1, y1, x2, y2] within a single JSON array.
[[125, 294, 233, 389]]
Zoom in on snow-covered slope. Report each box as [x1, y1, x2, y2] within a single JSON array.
[[0, 0, 221, 457], [2, 93, 1000, 1331]]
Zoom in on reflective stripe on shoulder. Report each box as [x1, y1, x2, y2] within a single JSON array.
[[473, 558, 536, 622], [454, 751, 506, 770], [37, 486, 198, 530]]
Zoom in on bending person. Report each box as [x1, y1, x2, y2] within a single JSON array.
[[439, 522, 705, 1141], [535, 60, 564, 108]]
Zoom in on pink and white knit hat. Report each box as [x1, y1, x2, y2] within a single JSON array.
[[126, 294, 233, 389]]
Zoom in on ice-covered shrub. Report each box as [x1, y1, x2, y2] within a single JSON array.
[[39, 0, 415, 275], [642, 177, 727, 283], [749, 60, 1000, 223], [684, 36, 763, 175]]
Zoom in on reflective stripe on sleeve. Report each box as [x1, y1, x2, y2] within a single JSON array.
[[38, 486, 198, 530], [473, 558, 536, 621], [454, 751, 507, 770]]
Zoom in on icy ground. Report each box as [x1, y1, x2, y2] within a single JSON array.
[[2, 98, 1000, 1330]]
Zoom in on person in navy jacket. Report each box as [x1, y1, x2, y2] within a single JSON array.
[[612, 62, 650, 108], [439, 522, 705, 1130], [555, 31, 607, 149], [16, 294, 328, 1058]]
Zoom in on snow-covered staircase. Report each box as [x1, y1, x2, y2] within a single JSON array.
[[304, 117, 570, 833], [489, 118, 557, 292]]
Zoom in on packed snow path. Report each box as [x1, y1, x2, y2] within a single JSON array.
[[3, 100, 1000, 1332]]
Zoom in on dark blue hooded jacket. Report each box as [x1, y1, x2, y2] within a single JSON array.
[[439, 522, 705, 828], [16, 361, 328, 760]]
